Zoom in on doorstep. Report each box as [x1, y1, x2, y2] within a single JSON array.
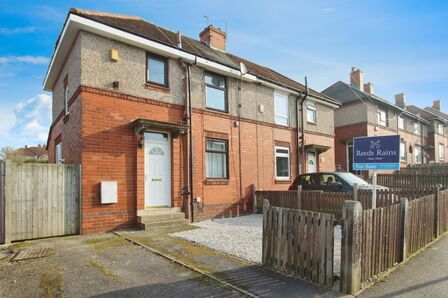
[[116, 227, 346, 298]]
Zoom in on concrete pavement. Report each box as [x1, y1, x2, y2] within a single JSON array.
[[361, 235, 448, 297]]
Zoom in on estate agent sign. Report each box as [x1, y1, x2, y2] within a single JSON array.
[[353, 135, 400, 170]]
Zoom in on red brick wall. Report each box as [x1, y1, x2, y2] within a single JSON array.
[[48, 86, 336, 233], [334, 122, 368, 172]]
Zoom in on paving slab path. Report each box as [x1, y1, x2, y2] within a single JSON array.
[[119, 226, 345, 298], [361, 235, 448, 297]]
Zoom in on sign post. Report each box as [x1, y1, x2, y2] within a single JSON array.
[[353, 135, 400, 208]]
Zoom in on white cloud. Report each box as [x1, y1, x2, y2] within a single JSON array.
[[0, 56, 50, 64], [322, 7, 337, 12], [0, 26, 36, 35], [10, 93, 52, 146]]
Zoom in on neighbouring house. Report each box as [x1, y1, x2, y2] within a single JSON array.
[[407, 100, 448, 163], [44, 9, 340, 234], [12, 145, 48, 162], [322, 67, 430, 178]]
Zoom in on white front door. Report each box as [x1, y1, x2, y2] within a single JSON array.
[[307, 152, 317, 173], [144, 132, 171, 207]]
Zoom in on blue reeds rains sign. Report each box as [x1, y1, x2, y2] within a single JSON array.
[[353, 135, 400, 170]]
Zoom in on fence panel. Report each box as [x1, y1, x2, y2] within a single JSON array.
[[262, 201, 334, 287], [406, 194, 435, 255], [0, 162, 5, 244], [440, 190, 448, 234], [4, 162, 80, 242], [377, 174, 448, 189], [360, 204, 401, 283]]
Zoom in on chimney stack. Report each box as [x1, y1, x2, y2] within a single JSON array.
[[199, 25, 226, 51], [364, 82, 374, 95], [432, 99, 441, 111], [395, 93, 406, 109], [350, 67, 364, 92]]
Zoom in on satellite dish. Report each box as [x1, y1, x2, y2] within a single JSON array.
[[240, 62, 248, 75]]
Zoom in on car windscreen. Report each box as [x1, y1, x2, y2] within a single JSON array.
[[336, 173, 370, 186]]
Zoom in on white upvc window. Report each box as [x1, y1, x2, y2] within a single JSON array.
[[274, 92, 289, 126], [205, 139, 228, 179], [413, 122, 421, 134], [306, 102, 317, 124], [378, 108, 387, 126], [414, 146, 422, 164], [400, 142, 406, 162], [438, 124, 444, 135], [439, 144, 445, 161], [275, 146, 290, 180], [398, 116, 404, 130], [55, 143, 63, 164]]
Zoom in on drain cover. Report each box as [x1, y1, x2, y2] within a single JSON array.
[[12, 248, 54, 262]]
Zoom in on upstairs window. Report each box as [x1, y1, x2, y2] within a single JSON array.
[[413, 122, 421, 134], [275, 146, 290, 180], [377, 108, 387, 126], [206, 139, 228, 179], [274, 92, 289, 125], [147, 53, 168, 86], [439, 144, 445, 161], [438, 124, 444, 135], [398, 116, 404, 130], [306, 102, 317, 124], [205, 73, 227, 112]]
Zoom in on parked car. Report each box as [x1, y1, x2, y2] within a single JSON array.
[[288, 172, 388, 192]]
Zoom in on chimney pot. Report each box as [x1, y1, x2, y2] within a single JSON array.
[[364, 82, 374, 95], [176, 31, 182, 49], [395, 93, 406, 109], [199, 25, 226, 51], [350, 67, 364, 92], [433, 99, 441, 111]]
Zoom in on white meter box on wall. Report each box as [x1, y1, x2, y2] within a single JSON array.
[[101, 181, 117, 204]]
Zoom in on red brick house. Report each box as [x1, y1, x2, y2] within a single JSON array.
[[45, 9, 340, 234]]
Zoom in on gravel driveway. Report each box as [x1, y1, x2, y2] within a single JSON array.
[[171, 214, 342, 276]]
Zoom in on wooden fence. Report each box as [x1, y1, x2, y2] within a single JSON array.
[[406, 194, 435, 255], [439, 190, 448, 234], [398, 164, 448, 175], [262, 200, 335, 288], [376, 173, 448, 189], [360, 204, 401, 283], [255, 188, 435, 219], [3, 161, 81, 243]]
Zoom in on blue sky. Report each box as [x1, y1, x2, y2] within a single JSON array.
[[1, 0, 448, 148]]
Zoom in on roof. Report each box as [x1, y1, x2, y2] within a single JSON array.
[[424, 107, 448, 122], [46, 8, 339, 106], [406, 105, 441, 122], [322, 81, 427, 123], [13, 146, 48, 158]]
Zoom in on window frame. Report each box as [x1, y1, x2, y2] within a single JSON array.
[[414, 146, 422, 164], [439, 143, 445, 161], [274, 92, 289, 126], [413, 121, 421, 134], [55, 142, 63, 164], [146, 52, 169, 87], [438, 124, 444, 135], [400, 141, 406, 162], [398, 116, 404, 130], [275, 146, 290, 180], [63, 75, 69, 115], [377, 107, 387, 126], [204, 72, 228, 113], [205, 138, 229, 179], [306, 101, 317, 124]]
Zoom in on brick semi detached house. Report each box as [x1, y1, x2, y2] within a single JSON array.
[[44, 9, 340, 234]]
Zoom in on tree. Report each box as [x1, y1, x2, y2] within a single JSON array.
[[0, 146, 15, 161]]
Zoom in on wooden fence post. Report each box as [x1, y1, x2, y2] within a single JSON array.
[[340, 200, 363, 294], [262, 199, 270, 264], [0, 162, 5, 245], [353, 183, 359, 201], [4, 160, 12, 244], [434, 185, 441, 237], [400, 197, 409, 261], [297, 185, 302, 210]]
